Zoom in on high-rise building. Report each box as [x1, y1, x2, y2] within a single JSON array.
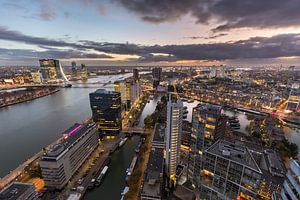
[[89, 89, 122, 137], [281, 159, 300, 200], [200, 140, 263, 200], [114, 79, 142, 110], [165, 98, 183, 182], [133, 68, 139, 81], [286, 84, 300, 112], [152, 67, 162, 88], [71, 61, 77, 77], [39, 59, 62, 82], [39, 123, 98, 190], [188, 103, 221, 185], [81, 64, 88, 80], [0, 182, 38, 200]]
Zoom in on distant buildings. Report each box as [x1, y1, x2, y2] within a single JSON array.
[[71, 61, 77, 77], [80, 64, 88, 80], [0, 182, 37, 200], [133, 68, 139, 81], [152, 67, 162, 88], [281, 159, 300, 200], [114, 78, 142, 110], [165, 98, 183, 182], [30, 71, 42, 83], [188, 103, 222, 184], [89, 89, 122, 137], [40, 123, 98, 190], [39, 59, 62, 82]]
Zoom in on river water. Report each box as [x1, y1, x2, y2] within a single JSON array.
[[0, 73, 134, 178]]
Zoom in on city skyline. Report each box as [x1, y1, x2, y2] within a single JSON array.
[[1, 0, 300, 66]]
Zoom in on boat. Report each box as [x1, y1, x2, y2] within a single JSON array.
[[61, 83, 72, 88], [95, 166, 109, 186], [88, 179, 96, 190], [126, 155, 138, 177], [121, 186, 129, 197], [119, 137, 128, 147]]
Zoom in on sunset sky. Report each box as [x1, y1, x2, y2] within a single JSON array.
[[1, 0, 300, 66]]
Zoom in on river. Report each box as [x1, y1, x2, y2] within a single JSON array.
[[0, 73, 134, 178]]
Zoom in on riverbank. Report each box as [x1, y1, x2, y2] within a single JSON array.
[[0, 87, 60, 108]]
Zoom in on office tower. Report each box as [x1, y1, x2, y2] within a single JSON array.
[[165, 98, 183, 182], [188, 103, 221, 185], [281, 159, 300, 200], [133, 68, 139, 81], [114, 81, 131, 109], [200, 140, 263, 200], [114, 79, 141, 110], [286, 84, 300, 111], [152, 67, 162, 88], [89, 89, 122, 137], [81, 64, 88, 80], [71, 61, 77, 77], [40, 123, 98, 190], [39, 59, 62, 82], [0, 182, 38, 200]]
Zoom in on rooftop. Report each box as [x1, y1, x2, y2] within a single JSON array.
[[194, 103, 221, 115], [0, 182, 35, 200], [42, 123, 94, 160], [206, 139, 262, 173], [153, 123, 165, 143], [92, 89, 119, 94], [141, 148, 164, 198]]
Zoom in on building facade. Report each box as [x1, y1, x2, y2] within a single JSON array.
[[165, 99, 183, 181], [89, 89, 122, 137], [133, 68, 139, 81], [114, 79, 142, 110], [40, 123, 98, 190], [152, 67, 162, 88], [200, 140, 263, 200], [286, 84, 300, 112], [188, 103, 221, 184], [281, 159, 300, 200], [39, 59, 62, 82]]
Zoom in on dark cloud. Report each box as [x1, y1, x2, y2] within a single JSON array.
[[0, 48, 113, 61], [186, 33, 228, 40], [113, 0, 300, 31], [2, 26, 300, 62], [0, 26, 81, 48]]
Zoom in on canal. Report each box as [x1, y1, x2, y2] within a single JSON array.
[[84, 136, 140, 200], [84, 94, 162, 200]]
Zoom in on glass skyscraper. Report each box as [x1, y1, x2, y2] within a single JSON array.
[[89, 89, 122, 138]]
